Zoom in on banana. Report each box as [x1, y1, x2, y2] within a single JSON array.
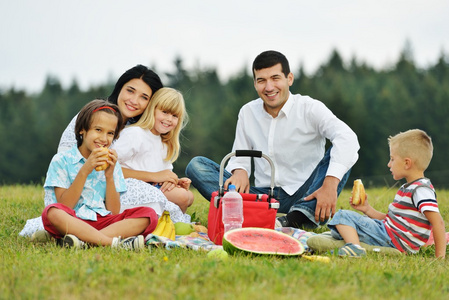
[[152, 213, 167, 236], [162, 211, 176, 241], [167, 215, 176, 241], [301, 255, 331, 263], [152, 211, 176, 240]]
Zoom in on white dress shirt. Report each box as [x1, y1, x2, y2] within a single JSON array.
[[226, 93, 359, 195]]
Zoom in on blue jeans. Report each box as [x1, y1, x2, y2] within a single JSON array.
[[328, 210, 396, 248], [185, 147, 351, 226]]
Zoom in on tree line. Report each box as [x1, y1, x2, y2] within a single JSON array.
[[1, 46, 449, 189]]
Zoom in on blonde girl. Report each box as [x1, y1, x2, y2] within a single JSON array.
[[112, 88, 194, 213]]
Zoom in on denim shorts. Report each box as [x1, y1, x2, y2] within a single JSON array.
[[327, 209, 396, 248]]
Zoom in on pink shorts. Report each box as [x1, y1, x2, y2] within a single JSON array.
[[42, 203, 158, 239]]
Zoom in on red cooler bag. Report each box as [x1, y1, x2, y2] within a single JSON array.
[[207, 150, 279, 245]]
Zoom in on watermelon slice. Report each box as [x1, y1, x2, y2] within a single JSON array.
[[222, 227, 304, 256]]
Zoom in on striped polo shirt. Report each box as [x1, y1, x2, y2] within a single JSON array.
[[383, 178, 439, 253]]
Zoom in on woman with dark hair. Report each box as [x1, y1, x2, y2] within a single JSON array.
[[58, 64, 163, 152], [20, 65, 191, 239]]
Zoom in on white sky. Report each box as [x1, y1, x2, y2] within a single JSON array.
[[1, 0, 448, 93]]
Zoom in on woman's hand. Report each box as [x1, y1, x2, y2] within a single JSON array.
[[159, 181, 176, 193]]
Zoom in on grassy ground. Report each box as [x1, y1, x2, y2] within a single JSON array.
[[1, 184, 448, 300]]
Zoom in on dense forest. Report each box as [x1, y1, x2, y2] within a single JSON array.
[[1, 46, 449, 189]]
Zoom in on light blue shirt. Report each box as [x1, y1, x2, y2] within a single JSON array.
[[44, 145, 127, 221]]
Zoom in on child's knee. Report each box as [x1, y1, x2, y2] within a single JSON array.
[[46, 206, 63, 222], [142, 207, 158, 226]]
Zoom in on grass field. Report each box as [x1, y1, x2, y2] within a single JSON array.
[[1, 184, 448, 299]]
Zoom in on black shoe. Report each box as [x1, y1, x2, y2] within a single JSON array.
[[275, 216, 289, 228], [286, 211, 318, 229]]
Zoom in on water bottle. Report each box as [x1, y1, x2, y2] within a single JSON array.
[[222, 184, 244, 233]]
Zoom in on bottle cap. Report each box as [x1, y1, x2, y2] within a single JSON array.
[[228, 184, 236, 191]]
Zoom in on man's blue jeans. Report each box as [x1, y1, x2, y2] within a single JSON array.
[[185, 147, 351, 226]]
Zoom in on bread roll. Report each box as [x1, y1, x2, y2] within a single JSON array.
[[95, 147, 109, 171], [352, 179, 366, 205]]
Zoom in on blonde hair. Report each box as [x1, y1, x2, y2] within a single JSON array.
[[388, 129, 433, 171], [132, 88, 188, 163]]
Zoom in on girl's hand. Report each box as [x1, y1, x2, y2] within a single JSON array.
[[103, 149, 118, 178], [178, 177, 192, 190], [84, 147, 109, 173]]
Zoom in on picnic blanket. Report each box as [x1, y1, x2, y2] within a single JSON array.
[[145, 227, 316, 252]]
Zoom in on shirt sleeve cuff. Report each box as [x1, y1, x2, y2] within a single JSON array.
[[326, 162, 349, 181]]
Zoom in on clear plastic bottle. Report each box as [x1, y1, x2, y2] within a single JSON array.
[[222, 184, 244, 233]]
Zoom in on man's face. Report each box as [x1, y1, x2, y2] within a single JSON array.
[[253, 63, 293, 117]]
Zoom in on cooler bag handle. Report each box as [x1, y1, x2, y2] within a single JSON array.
[[218, 150, 276, 201]]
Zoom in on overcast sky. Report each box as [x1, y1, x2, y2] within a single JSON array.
[[1, 0, 448, 93]]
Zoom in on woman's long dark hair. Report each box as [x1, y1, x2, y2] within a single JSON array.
[[108, 65, 163, 123]]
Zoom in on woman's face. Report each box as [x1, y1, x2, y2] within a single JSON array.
[[117, 78, 153, 122]]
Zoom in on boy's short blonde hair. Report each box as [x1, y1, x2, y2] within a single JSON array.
[[388, 129, 433, 171]]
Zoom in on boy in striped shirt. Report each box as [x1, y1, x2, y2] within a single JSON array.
[[328, 129, 446, 258]]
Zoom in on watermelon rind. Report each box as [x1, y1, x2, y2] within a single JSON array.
[[222, 227, 304, 256]]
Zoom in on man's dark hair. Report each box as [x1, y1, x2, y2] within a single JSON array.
[[252, 50, 290, 78]]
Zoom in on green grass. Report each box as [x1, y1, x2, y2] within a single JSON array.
[[1, 185, 448, 299]]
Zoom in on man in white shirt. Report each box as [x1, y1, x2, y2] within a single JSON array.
[[186, 50, 360, 228]]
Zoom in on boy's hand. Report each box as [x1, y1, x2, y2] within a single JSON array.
[[424, 211, 446, 258], [350, 194, 370, 213]]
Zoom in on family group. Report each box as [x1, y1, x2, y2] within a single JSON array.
[[21, 50, 445, 258]]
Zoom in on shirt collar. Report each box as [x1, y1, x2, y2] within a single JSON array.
[[68, 145, 86, 165], [278, 92, 294, 118], [260, 92, 294, 119]]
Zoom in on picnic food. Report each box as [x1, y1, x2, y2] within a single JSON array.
[[301, 255, 331, 263], [207, 248, 229, 261], [152, 211, 176, 240], [174, 222, 195, 235], [95, 147, 109, 171], [352, 179, 366, 205], [222, 227, 304, 256], [193, 224, 208, 233]]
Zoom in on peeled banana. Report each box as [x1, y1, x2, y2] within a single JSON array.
[[152, 211, 176, 240]]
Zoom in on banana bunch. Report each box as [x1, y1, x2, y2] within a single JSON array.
[[152, 211, 176, 240]]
